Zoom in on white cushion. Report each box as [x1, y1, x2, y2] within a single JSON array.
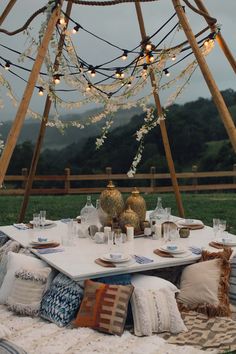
[[131, 274, 179, 294], [0, 252, 47, 304], [131, 287, 187, 336]]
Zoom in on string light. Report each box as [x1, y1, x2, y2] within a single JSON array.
[[4, 61, 11, 70], [53, 74, 61, 85], [127, 81, 132, 87], [145, 42, 152, 51], [91, 68, 96, 77], [121, 50, 128, 60], [58, 17, 66, 26], [71, 24, 80, 34], [148, 52, 154, 63], [164, 68, 170, 77], [115, 69, 122, 78], [171, 54, 176, 61], [86, 84, 92, 92], [38, 87, 44, 96]]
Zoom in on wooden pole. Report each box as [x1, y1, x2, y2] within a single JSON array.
[[0, 2, 63, 188], [0, 0, 17, 26], [18, 1, 72, 222], [135, 2, 185, 217], [194, 0, 236, 74], [172, 0, 236, 153]]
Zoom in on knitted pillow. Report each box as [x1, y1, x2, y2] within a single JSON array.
[[7, 267, 51, 316], [74, 279, 133, 336], [177, 248, 232, 317], [0, 340, 27, 354], [40, 273, 84, 327]]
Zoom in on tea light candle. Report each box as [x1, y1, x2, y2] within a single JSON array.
[[126, 226, 134, 241], [144, 227, 152, 237]]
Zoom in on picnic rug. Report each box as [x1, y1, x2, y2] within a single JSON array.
[[161, 311, 236, 353]]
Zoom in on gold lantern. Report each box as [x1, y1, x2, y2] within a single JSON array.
[[126, 187, 146, 222], [119, 205, 140, 232], [99, 181, 124, 220]]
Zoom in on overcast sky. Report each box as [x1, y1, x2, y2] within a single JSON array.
[[0, 0, 235, 122]]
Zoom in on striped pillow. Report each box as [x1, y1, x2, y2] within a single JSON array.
[[229, 254, 236, 305], [74, 279, 133, 336], [7, 267, 51, 316]]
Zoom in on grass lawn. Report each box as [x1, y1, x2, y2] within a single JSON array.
[[0, 192, 235, 234]]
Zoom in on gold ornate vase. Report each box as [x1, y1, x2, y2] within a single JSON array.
[[126, 187, 147, 223], [119, 205, 140, 232], [99, 181, 124, 220]]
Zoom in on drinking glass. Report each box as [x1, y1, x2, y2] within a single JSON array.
[[40, 210, 46, 229], [162, 223, 170, 243], [32, 213, 40, 230], [165, 207, 171, 221], [218, 219, 226, 237], [212, 218, 220, 239], [107, 231, 114, 252]]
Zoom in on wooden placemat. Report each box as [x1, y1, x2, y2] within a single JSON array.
[[209, 241, 231, 249], [95, 258, 116, 267], [153, 249, 174, 258]]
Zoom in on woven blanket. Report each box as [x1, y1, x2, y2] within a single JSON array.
[[162, 311, 236, 353], [0, 305, 209, 354]]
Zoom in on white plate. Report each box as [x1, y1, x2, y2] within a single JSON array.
[[101, 253, 131, 263], [30, 219, 54, 226], [214, 238, 236, 246], [177, 219, 203, 226], [160, 245, 186, 254]]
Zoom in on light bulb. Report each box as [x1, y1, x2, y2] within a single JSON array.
[[91, 69, 96, 77], [86, 84, 91, 92], [171, 54, 176, 61], [127, 81, 132, 87], [145, 42, 152, 51], [164, 69, 170, 77], [143, 64, 148, 72], [38, 87, 44, 96], [122, 50, 128, 60], [72, 25, 80, 34], [4, 61, 10, 70], [59, 17, 66, 26], [54, 75, 61, 84], [148, 52, 154, 63], [115, 69, 121, 78]]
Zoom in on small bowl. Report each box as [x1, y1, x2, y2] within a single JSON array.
[[110, 253, 122, 260], [167, 244, 177, 251], [37, 237, 47, 242]]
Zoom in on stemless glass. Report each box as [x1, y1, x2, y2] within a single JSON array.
[[40, 210, 46, 229], [33, 213, 40, 230], [212, 218, 220, 239], [218, 219, 226, 237]]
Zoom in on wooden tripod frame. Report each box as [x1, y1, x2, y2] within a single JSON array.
[[0, 0, 235, 221]]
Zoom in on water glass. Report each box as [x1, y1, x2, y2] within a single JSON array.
[[212, 218, 220, 239], [40, 210, 46, 229], [165, 207, 171, 221], [107, 231, 114, 252], [162, 223, 170, 243], [32, 213, 40, 230]]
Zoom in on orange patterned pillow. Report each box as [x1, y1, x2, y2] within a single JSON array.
[[73, 279, 133, 335]]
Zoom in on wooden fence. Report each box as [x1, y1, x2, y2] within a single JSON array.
[[1, 164, 236, 195]]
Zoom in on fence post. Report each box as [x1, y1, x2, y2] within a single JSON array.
[[105, 167, 112, 181], [150, 166, 156, 191], [233, 164, 236, 184], [64, 168, 70, 194], [21, 168, 28, 189], [192, 164, 198, 193]]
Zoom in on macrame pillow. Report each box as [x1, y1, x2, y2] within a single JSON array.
[[131, 286, 187, 336], [177, 248, 232, 317], [7, 267, 51, 316], [0, 323, 11, 340], [0, 241, 21, 289], [40, 273, 84, 327]]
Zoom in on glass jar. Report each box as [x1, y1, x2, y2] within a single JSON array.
[[80, 195, 96, 224], [149, 197, 165, 231]]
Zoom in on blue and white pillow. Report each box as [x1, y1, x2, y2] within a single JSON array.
[[229, 254, 236, 305], [0, 231, 9, 247], [40, 273, 83, 327]]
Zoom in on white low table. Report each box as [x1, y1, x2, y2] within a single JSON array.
[[0, 220, 219, 281]]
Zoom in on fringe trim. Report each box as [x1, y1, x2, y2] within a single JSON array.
[[15, 268, 49, 283], [7, 299, 40, 316], [178, 249, 233, 318]]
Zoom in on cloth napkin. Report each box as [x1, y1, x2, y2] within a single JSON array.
[[36, 248, 64, 254], [95, 258, 116, 267], [13, 223, 29, 230]]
